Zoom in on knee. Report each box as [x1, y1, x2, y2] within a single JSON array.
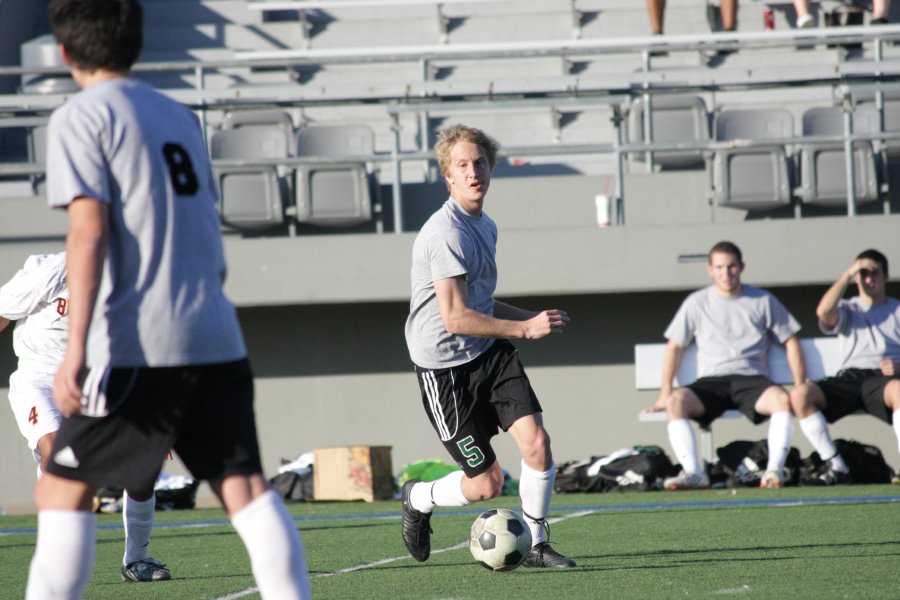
[[667, 391, 697, 418], [789, 383, 819, 417], [759, 386, 791, 414], [885, 380, 900, 410], [467, 469, 505, 501]]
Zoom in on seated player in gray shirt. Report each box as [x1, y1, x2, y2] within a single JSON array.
[[790, 249, 900, 485], [643, 241, 807, 490]]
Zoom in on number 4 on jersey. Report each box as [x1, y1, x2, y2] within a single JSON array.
[[28, 405, 38, 426]]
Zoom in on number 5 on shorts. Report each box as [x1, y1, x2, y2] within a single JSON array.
[[457, 435, 485, 468]]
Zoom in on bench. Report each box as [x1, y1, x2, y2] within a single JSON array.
[[635, 337, 843, 462]]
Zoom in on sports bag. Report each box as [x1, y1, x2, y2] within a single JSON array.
[[554, 446, 678, 493], [715, 440, 801, 487], [799, 439, 894, 484]]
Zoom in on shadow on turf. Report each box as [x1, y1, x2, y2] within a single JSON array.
[[575, 539, 900, 565], [364, 539, 900, 574]]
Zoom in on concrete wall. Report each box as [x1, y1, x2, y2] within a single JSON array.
[[2, 288, 897, 511]]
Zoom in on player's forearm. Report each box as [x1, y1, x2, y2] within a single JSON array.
[[0, 316, 10, 334], [816, 269, 853, 325], [493, 300, 538, 322], [785, 337, 807, 385], [660, 341, 684, 392], [443, 307, 529, 339]]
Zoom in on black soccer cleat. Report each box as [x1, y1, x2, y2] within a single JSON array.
[[806, 465, 851, 486], [523, 542, 576, 568], [401, 479, 432, 562], [121, 557, 171, 582]]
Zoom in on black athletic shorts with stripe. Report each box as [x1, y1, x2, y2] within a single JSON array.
[[816, 368, 895, 424], [46, 358, 263, 492], [414, 340, 542, 478], [686, 374, 778, 428]]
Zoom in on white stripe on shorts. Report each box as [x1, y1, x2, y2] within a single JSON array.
[[421, 370, 451, 441], [81, 365, 111, 417]]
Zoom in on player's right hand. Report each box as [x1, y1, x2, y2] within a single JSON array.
[[54, 353, 86, 417], [641, 390, 670, 413]]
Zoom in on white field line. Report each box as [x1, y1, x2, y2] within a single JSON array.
[[213, 509, 596, 600]]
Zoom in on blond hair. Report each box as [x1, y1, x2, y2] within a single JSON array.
[[433, 124, 499, 188]]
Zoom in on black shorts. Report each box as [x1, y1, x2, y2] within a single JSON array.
[[816, 368, 895, 424], [686, 375, 778, 428], [414, 340, 542, 477], [46, 359, 263, 491]]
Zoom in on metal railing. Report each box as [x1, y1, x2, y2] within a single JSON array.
[[4, 25, 900, 232]]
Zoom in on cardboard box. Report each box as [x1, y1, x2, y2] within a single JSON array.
[[313, 446, 393, 502]]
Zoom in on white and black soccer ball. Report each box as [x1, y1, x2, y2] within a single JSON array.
[[469, 508, 532, 572]]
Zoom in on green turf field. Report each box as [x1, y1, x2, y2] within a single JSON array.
[[1, 486, 898, 599]]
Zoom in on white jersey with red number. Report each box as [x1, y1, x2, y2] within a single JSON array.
[[1, 252, 68, 461], [0, 252, 68, 374]]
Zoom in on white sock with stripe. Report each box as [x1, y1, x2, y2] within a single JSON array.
[[410, 470, 470, 513], [798, 412, 848, 472], [765, 411, 795, 473], [668, 419, 704, 474], [26, 510, 96, 600], [519, 459, 555, 545], [122, 492, 155, 565], [232, 490, 311, 600]]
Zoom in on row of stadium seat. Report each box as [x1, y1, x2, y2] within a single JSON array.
[[624, 96, 897, 213], [210, 110, 378, 232]]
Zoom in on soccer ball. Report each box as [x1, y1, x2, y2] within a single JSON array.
[[469, 508, 532, 572]]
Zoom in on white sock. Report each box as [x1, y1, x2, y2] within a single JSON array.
[[519, 459, 555, 545], [799, 413, 848, 472], [122, 492, 155, 565], [231, 490, 311, 600], [893, 409, 900, 457], [25, 510, 96, 600], [431, 470, 471, 507], [765, 411, 795, 473], [668, 419, 703, 475]]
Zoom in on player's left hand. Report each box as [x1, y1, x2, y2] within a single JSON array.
[[880, 358, 897, 377], [547, 309, 570, 334]]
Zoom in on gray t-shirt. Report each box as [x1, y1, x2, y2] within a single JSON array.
[[47, 78, 246, 368], [405, 198, 497, 369], [664, 284, 801, 378], [820, 296, 900, 371]]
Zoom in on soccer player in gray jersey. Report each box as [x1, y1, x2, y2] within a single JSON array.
[[790, 249, 900, 485], [402, 124, 576, 569], [643, 241, 807, 490], [25, 2, 310, 599]]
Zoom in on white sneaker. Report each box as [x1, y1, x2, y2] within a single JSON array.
[[759, 470, 783, 489], [664, 471, 710, 491], [797, 13, 815, 28]]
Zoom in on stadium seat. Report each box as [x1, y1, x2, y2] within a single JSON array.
[[294, 124, 376, 227], [625, 95, 710, 169], [796, 105, 881, 207], [875, 98, 900, 157], [711, 108, 794, 210], [18, 34, 78, 94], [209, 110, 294, 230]]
